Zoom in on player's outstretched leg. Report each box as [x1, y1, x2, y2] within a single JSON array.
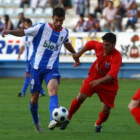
[[60, 98, 82, 130]]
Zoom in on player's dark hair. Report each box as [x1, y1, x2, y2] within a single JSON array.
[[53, 7, 65, 17], [24, 18, 32, 26], [102, 32, 116, 43]]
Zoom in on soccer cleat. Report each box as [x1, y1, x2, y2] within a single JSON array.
[[60, 120, 70, 130], [94, 124, 102, 132], [17, 92, 25, 97], [48, 120, 60, 130], [39, 93, 45, 97], [34, 123, 44, 133]]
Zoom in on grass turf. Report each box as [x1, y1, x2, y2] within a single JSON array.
[[0, 78, 140, 140]]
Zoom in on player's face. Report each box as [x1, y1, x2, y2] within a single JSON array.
[[52, 16, 65, 30], [103, 40, 115, 54]]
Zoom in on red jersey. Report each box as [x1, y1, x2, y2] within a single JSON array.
[[85, 40, 122, 87]]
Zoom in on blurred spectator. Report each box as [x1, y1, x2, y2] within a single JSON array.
[[113, 0, 121, 8], [101, 1, 117, 31], [84, 13, 101, 32], [76, 0, 90, 16], [125, 2, 138, 31], [30, 0, 48, 10], [62, 0, 73, 11], [113, 9, 123, 31], [20, 0, 30, 8], [48, 0, 63, 8], [120, 0, 135, 17], [0, 18, 3, 32], [17, 12, 26, 29], [48, 0, 72, 10], [93, 0, 107, 18], [88, 24, 98, 40], [2, 15, 14, 30], [73, 14, 85, 32]]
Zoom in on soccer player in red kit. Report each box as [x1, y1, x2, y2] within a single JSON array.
[[128, 89, 140, 126], [60, 32, 122, 132]]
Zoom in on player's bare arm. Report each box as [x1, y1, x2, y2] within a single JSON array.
[[1, 29, 25, 38], [90, 75, 113, 87], [64, 43, 80, 66], [73, 46, 88, 59]]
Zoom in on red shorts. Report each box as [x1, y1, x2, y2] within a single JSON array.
[[80, 78, 118, 108], [132, 89, 140, 100]]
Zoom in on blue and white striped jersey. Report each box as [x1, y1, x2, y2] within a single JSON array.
[[21, 36, 33, 61], [24, 23, 69, 70]]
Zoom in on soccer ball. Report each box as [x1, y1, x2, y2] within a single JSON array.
[[52, 106, 68, 123]]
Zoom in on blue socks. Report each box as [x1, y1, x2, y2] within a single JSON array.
[[21, 76, 30, 95], [30, 102, 39, 124], [49, 95, 59, 121]]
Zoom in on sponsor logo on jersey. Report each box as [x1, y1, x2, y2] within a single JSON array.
[[43, 40, 59, 51]]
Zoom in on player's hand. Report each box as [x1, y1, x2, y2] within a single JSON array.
[[72, 53, 80, 67], [73, 60, 80, 67], [1, 30, 9, 38], [90, 79, 101, 87]]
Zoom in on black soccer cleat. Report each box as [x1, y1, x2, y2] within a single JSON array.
[[94, 125, 102, 132], [60, 120, 70, 130], [17, 92, 25, 97]]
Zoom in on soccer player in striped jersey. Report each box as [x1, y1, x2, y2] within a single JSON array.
[[17, 18, 45, 97], [2, 7, 80, 133]]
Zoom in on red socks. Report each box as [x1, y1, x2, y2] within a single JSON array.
[[95, 111, 110, 125], [131, 107, 140, 126], [68, 98, 82, 120], [67, 98, 110, 126]]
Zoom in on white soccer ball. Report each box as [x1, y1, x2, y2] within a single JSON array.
[[52, 106, 68, 123]]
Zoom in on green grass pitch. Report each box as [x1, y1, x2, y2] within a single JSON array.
[[0, 78, 140, 140]]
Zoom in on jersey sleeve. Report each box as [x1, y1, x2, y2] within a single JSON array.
[[24, 24, 43, 37], [107, 52, 122, 79], [85, 40, 102, 51]]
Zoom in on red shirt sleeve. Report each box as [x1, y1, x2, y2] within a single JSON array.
[[107, 50, 122, 79], [85, 40, 103, 51]]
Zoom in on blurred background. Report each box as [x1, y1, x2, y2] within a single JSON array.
[[0, 0, 140, 79]]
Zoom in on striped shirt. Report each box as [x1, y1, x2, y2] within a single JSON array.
[[24, 23, 69, 69]]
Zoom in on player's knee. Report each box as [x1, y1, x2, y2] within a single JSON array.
[[128, 100, 139, 111], [48, 88, 57, 96], [128, 103, 133, 111], [30, 100, 37, 105], [77, 94, 87, 103], [31, 94, 39, 104]]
